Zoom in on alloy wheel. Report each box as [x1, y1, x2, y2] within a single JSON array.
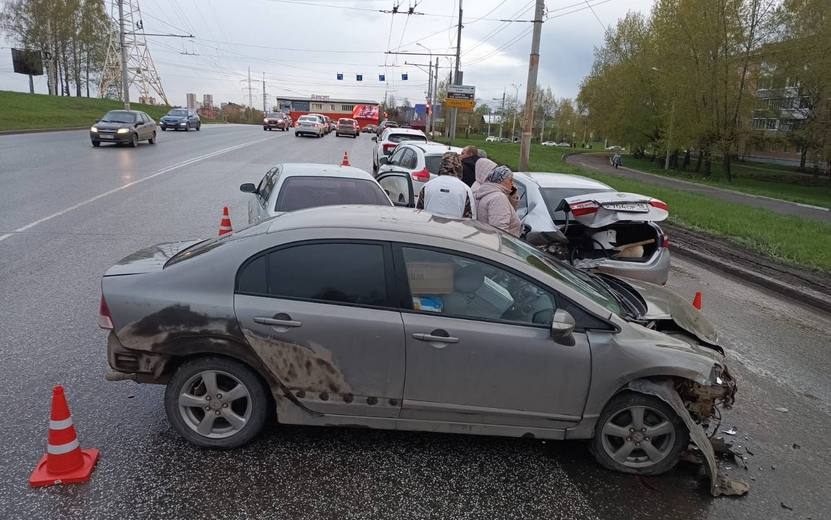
[[177, 369, 252, 439], [599, 405, 676, 469]]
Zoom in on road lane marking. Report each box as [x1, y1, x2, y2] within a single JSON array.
[[0, 135, 275, 243]]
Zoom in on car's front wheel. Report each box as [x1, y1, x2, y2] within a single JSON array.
[[196, 123, 201, 131], [129, 133, 138, 147], [148, 132, 156, 144], [91, 141, 100, 147], [590, 391, 688, 475], [161, 126, 167, 131], [164, 356, 270, 448]]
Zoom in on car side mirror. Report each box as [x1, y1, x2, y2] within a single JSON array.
[[372, 136, 377, 142], [239, 183, 257, 193], [379, 156, 389, 165], [551, 309, 576, 341]]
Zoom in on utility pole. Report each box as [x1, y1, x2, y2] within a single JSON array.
[[247, 66, 253, 110], [262, 72, 267, 113], [664, 99, 676, 170], [499, 90, 505, 138], [118, 0, 129, 109], [425, 59, 432, 134], [519, 0, 545, 171], [511, 82, 520, 141], [433, 57, 439, 133], [448, 0, 463, 144]]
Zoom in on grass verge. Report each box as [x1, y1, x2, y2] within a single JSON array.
[[623, 156, 831, 209], [443, 136, 831, 273], [0, 90, 170, 131]]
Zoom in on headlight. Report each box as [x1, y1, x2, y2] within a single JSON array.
[[90, 126, 98, 132], [117, 128, 129, 134], [179, 122, 186, 125]]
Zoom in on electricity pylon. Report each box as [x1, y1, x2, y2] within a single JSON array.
[[99, 0, 170, 106]]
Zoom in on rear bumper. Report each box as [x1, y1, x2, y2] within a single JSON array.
[[596, 248, 671, 285], [106, 332, 170, 383]]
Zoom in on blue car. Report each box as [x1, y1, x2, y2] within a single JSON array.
[[160, 108, 201, 131]]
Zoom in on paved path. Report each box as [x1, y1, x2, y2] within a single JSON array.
[[566, 153, 831, 224], [1, 127, 830, 519]]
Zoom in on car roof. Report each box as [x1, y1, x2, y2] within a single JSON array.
[[384, 128, 425, 136], [517, 172, 614, 190], [267, 205, 501, 249], [405, 142, 463, 155], [280, 163, 376, 180]]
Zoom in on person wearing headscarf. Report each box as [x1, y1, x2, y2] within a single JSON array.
[[473, 164, 522, 237], [471, 158, 497, 192], [416, 151, 474, 218]]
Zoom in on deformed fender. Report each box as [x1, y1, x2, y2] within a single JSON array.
[[628, 379, 749, 497]]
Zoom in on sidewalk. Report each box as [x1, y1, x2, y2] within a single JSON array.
[[566, 153, 831, 224]]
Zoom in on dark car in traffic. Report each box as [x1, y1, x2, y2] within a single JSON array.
[[263, 112, 291, 131], [336, 118, 360, 138], [376, 120, 398, 134], [90, 110, 157, 147], [160, 108, 201, 131]]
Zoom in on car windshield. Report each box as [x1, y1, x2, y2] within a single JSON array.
[[299, 116, 317, 122], [274, 176, 391, 212], [168, 109, 187, 117], [540, 187, 614, 222], [388, 133, 427, 144], [499, 234, 623, 315], [100, 110, 136, 123], [267, 112, 282, 118], [338, 119, 354, 124]]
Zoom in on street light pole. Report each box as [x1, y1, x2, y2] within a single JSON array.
[[448, 0, 462, 144], [519, 0, 545, 171], [118, 0, 129, 109], [417, 42, 432, 134]]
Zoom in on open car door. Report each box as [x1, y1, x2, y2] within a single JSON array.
[[377, 171, 415, 207], [556, 191, 669, 227]]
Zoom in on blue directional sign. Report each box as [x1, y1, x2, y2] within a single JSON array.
[[356, 74, 363, 81], [401, 73, 408, 81], [379, 74, 385, 81], [336, 73, 343, 80]]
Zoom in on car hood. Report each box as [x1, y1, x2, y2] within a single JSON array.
[[95, 122, 132, 130], [557, 191, 668, 227], [621, 277, 719, 346], [162, 115, 185, 121], [104, 240, 201, 276]]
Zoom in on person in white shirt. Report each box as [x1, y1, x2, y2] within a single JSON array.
[[416, 152, 475, 218]]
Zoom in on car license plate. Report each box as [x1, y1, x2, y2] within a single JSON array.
[[100, 134, 113, 139], [603, 202, 649, 212]]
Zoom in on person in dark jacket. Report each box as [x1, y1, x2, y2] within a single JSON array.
[[460, 145, 480, 187]]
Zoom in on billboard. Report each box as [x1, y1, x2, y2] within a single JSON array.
[[11, 48, 43, 76], [352, 104, 379, 119]]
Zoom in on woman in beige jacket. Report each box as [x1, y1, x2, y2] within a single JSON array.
[[473, 165, 522, 237]]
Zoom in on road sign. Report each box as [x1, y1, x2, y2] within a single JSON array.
[[444, 98, 475, 111], [447, 84, 475, 101]]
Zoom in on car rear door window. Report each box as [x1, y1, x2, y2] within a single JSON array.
[[267, 243, 388, 306], [274, 176, 390, 211], [424, 155, 443, 174], [389, 148, 407, 165]]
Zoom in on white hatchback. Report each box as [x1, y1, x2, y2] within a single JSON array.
[[371, 128, 428, 174]]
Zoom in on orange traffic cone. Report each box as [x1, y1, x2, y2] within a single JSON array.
[[30, 386, 99, 487], [692, 291, 702, 310], [341, 151, 350, 166], [218, 206, 233, 236]]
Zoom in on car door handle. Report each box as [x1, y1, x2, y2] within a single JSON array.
[[412, 332, 459, 344], [254, 316, 302, 328]]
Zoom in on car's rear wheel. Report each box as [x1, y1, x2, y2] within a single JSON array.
[[129, 134, 138, 147], [148, 132, 156, 144], [164, 356, 270, 448], [590, 392, 688, 475]]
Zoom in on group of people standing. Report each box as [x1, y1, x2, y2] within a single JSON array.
[[416, 145, 521, 237]]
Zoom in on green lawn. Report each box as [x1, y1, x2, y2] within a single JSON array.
[[623, 156, 831, 209], [0, 90, 171, 131], [444, 136, 831, 273]]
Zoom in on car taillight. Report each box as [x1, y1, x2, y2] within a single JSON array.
[[412, 168, 430, 182], [383, 143, 397, 153], [650, 199, 668, 211], [661, 233, 670, 249], [569, 201, 599, 217], [98, 294, 114, 330]]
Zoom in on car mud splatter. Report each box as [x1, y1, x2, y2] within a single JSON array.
[[118, 304, 240, 350]]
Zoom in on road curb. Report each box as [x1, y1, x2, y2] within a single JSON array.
[[664, 224, 831, 315], [0, 126, 88, 136]]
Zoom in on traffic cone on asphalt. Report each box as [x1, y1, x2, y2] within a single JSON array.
[[218, 206, 233, 236], [692, 291, 702, 310], [341, 151, 350, 166], [29, 386, 99, 487]]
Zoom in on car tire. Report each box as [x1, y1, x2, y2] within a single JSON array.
[[196, 124, 201, 131], [91, 141, 100, 147], [129, 133, 138, 148], [164, 356, 271, 449], [149, 132, 156, 144], [161, 127, 166, 131], [295, 132, 300, 137], [590, 391, 688, 476]]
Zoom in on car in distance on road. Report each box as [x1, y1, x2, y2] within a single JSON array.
[[512, 172, 670, 285], [371, 127, 428, 174], [159, 108, 201, 131], [239, 163, 393, 224], [376, 142, 463, 203], [485, 135, 499, 142], [336, 118, 360, 138], [541, 141, 557, 147], [295, 115, 326, 137], [362, 124, 377, 134], [100, 205, 737, 478], [90, 110, 157, 148], [263, 112, 290, 131], [376, 120, 399, 134]]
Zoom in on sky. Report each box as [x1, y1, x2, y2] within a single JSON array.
[[0, 0, 655, 109]]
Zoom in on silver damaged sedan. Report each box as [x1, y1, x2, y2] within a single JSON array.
[[100, 206, 736, 476]]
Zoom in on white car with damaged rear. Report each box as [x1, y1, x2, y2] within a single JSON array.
[[240, 163, 393, 225]]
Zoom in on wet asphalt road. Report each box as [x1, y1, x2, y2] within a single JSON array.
[[1, 125, 829, 519]]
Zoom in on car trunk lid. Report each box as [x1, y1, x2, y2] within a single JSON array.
[[557, 191, 668, 227], [104, 240, 201, 276]]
